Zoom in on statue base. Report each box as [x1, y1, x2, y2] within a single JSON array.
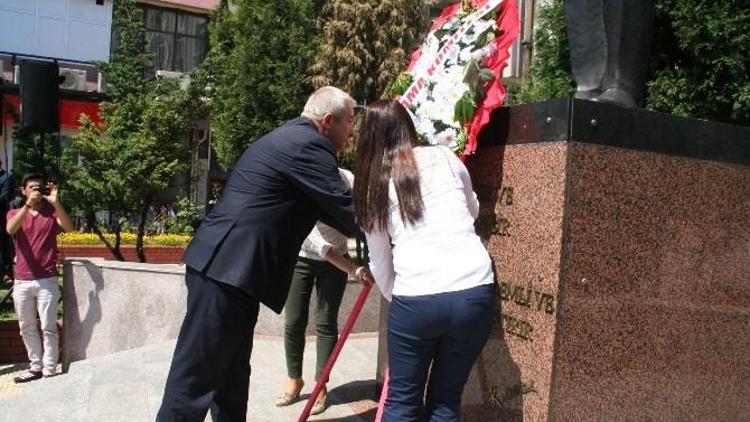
[[378, 98, 750, 421]]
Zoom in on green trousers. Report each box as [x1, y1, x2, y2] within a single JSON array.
[[283, 257, 347, 380]]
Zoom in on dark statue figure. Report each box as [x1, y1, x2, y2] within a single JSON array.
[[564, 0, 655, 108]]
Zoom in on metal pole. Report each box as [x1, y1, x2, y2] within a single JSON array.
[[297, 282, 373, 422]]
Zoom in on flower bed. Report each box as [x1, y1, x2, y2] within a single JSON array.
[[57, 232, 191, 246], [55, 233, 189, 263], [58, 244, 185, 264]]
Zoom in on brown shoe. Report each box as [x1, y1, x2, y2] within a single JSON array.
[[275, 379, 304, 407], [310, 390, 327, 415], [13, 370, 42, 383]]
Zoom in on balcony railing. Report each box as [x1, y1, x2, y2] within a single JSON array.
[[0, 51, 105, 94]]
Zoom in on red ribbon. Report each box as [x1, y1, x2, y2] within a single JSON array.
[[463, 0, 519, 158]]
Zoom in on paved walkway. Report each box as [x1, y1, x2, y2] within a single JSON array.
[[0, 333, 380, 422]]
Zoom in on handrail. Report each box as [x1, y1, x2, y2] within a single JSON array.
[[0, 51, 106, 95], [0, 51, 97, 67]]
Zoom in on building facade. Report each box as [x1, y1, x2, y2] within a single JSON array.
[[0, 0, 219, 216], [0, 0, 113, 169]]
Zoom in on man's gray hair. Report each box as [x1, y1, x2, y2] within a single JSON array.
[[301, 86, 355, 120]]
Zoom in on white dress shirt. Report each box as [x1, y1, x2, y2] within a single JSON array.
[[299, 168, 354, 261], [366, 145, 494, 300]]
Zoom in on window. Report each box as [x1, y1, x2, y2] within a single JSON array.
[[143, 6, 207, 73]]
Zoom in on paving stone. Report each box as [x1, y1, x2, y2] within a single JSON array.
[[0, 334, 379, 421]]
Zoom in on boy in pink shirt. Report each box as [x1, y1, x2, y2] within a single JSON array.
[[7, 174, 73, 382]]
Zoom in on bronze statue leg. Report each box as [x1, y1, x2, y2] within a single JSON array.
[[564, 0, 654, 107], [564, 0, 607, 99]]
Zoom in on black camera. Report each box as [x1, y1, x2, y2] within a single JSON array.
[[30, 180, 54, 196], [30, 185, 49, 195]]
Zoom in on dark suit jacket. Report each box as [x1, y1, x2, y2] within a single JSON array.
[[0, 170, 14, 219], [183, 118, 361, 313]]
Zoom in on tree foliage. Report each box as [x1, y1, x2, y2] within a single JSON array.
[[61, 0, 203, 262], [514, 0, 750, 127], [310, 0, 426, 168], [311, 0, 426, 103], [647, 0, 750, 125], [207, 0, 319, 170], [5, 103, 63, 188], [511, 0, 572, 104]]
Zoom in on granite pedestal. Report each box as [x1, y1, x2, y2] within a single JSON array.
[[379, 98, 750, 421]]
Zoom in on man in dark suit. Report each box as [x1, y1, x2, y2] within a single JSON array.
[[157, 86, 364, 422]]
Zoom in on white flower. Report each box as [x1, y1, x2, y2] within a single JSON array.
[[459, 48, 472, 64], [471, 42, 497, 63], [412, 35, 440, 76], [417, 116, 436, 135], [435, 128, 458, 147], [462, 19, 491, 43]]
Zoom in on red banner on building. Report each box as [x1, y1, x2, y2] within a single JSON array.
[[2, 94, 102, 131]]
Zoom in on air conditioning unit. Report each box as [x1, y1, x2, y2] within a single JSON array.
[[155, 70, 183, 79], [59, 67, 87, 91], [156, 69, 190, 90]]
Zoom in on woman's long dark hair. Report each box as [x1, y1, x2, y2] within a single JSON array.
[[354, 100, 423, 233]]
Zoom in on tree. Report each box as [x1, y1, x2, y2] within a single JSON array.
[[61, 0, 203, 262], [311, 0, 426, 103], [647, 1, 750, 125], [4, 103, 63, 187], [514, 0, 750, 127], [207, 0, 320, 170], [310, 0, 426, 167], [511, 0, 572, 104]]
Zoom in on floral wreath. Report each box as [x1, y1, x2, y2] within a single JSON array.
[[390, 0, 519, 157]]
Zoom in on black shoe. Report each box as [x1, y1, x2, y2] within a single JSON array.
[[595, 88, 637, 108], [573, 89, 601, 101], [13, 370, 43, 383]]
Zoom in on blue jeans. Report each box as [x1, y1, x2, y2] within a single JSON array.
[[384, 283, 496, 422]]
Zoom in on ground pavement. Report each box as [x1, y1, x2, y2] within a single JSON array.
[[0, 333, 380, 422]]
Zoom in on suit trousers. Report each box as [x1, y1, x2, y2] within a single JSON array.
[[383, 283, 496, 422], [157, 267, 260, 422]]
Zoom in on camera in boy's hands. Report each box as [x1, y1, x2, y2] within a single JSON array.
[[30, 185, 49, 196], [30, 180, 55, 197]]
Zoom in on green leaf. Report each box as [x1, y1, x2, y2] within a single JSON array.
[[388, 72, 415, 97], [433, 120, 452, 133], [478, 68, 496, 82], [463, 58, 481, 86], [453, 127, 468, 155], [454, 91, 477, 125]]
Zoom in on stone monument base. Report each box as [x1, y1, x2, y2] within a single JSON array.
[[379, 98, 750, 421]]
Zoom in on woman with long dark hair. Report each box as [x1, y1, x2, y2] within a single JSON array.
[[354, 100, 496, 421]]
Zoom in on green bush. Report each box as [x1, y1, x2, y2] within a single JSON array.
[[513, 0, 750, 127]]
